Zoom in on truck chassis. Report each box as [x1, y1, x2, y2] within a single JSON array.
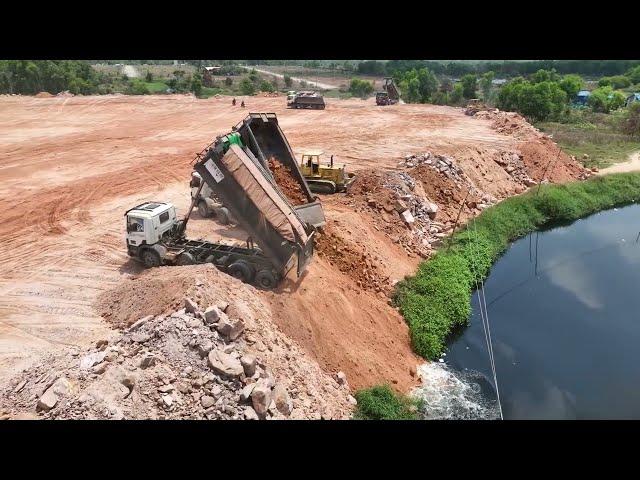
[[128, 236, 284, 290]]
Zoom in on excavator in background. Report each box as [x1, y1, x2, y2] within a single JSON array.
[[299, 150, 355, 194], [124, 113, 326, 290], [376, 77, 400, 106]]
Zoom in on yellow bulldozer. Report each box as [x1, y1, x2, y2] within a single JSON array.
[[299, 150, 355, 194]]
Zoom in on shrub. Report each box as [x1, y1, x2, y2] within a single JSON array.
[[145, 71, 153, 82], [461, 74, 477, 99], [239, 77, 255, 95], [259, 79, 274, 92], [349, 78, 374, 98], [224, 77, 233, 87], [354, 385, 420, 420], [620, 103, 640, 137], [284, 74, 292, 88]]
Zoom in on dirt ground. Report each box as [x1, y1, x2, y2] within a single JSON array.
[[0, 94, 588, 401]]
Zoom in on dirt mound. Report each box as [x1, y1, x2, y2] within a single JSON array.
[[518, 138, 591, 183], [0, 264, 355, 420], [315, 222, 391, 293], [34, 91, 53, 98], [267, 157, 306, 205], [474, 109, 541, 139]]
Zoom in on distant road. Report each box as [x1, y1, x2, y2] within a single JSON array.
[[598, 150, 640, 175], [240, 66, 341, 90]]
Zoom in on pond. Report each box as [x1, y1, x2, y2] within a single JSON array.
[[416, 203, 640, 420]]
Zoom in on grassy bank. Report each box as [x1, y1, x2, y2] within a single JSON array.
[[395, 172, 640, 360], [354, 173, 640, 419]]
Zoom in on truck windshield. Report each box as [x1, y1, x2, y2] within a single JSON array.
[[127, 216, 144, 233]]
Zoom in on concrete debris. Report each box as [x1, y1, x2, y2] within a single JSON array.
[[215, 316, 245, 341], [207, 350, 244, 378]]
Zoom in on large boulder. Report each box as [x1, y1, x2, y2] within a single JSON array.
[[215, 317, 245, 341], [250, 381, 272, 419], [208, 349, 244, 378]]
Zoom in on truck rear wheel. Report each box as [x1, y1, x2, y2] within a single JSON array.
[[176, 252, 195, 266], [213, 207, 230, 225], [198, 200, 211, 218], [228, 260, 254, 283], [255, 270, 277, 290], [141, 249, 161, 268]]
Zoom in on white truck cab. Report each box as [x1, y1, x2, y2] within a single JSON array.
[[125, 202, 177, 258]]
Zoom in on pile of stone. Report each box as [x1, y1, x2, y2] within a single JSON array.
[[1, 296, 354, 420], [399, 152, 480, 193], [493, 150, 538, 187]]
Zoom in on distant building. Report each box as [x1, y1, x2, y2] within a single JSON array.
[[491, 79, 507, 86], [202, 66, 222, 87], [626, 93, 640, 108], [575, 90, 591, 105]]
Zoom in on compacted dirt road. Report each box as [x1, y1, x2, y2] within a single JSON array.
[[0, 94, 580, 393]]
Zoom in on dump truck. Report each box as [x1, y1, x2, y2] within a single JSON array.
[[125, 113, 326, 290], [287, 91, 325, 110], [299, 150, 355, 194], [376, 77, 400, 105]]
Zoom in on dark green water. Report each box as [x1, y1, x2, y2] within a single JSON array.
[[443, 203, 640, 419]]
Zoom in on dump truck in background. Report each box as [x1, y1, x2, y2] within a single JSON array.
[[124, 113, 325, 289], [376, 77, 400, 105], [287, 91, 326, 110]]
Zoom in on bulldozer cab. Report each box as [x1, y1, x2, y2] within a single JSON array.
[[301, 149, 324, 175]]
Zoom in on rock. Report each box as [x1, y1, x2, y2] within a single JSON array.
[[400, 210, 415, 225], [336, 371, 348, 386], [158, 384, 174, 393], [347, 395, 358, 406], [120, 375, 136, 395], [92, 362, 108, 375], [96, 339, 108, 350], [250, 382, 272, 419], [394, 199, 408, 212], [197, 340, 214, 358], [184, 297, 199, 314], [162, 395, 173, 408], [208, 350, 244, 378], [204, 306, 221, 325], [128, 315, 153, 332], [217, 301, 230, 313], [104, 351, 118, 363], [240, 354, 257, 377], [13, 380, 27, 394], [215, 317, 245, 341], [240, 383, 256, 402], [139, 354, 156, 369], [273, 385, 292, 416], [131, 332, 153, 343], [80, 351, 106, 370], [37, 389, 58, 412], [244, 406, 259, 420], [201, 395, 215, 408]]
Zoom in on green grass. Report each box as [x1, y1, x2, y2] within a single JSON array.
[[143, 81, 169, 93], [393, 172, 640, 360], [353, 385, 421, 420], [538, 120, 640, 169]]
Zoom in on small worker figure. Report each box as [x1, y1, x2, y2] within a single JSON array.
[[330, 155, 334, 168], [241, 100, 245, 108], [232, 98, 236, 106]]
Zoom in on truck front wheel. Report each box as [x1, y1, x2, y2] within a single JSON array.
[[141, 249, 161, 268], [198, 200, 211, 218], [228, 260, 254, 283], [255, 270, 277, 290]]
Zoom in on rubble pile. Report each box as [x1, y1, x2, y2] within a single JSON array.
[[1, 267, 355, 420], [493, 150, 538, 186]]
